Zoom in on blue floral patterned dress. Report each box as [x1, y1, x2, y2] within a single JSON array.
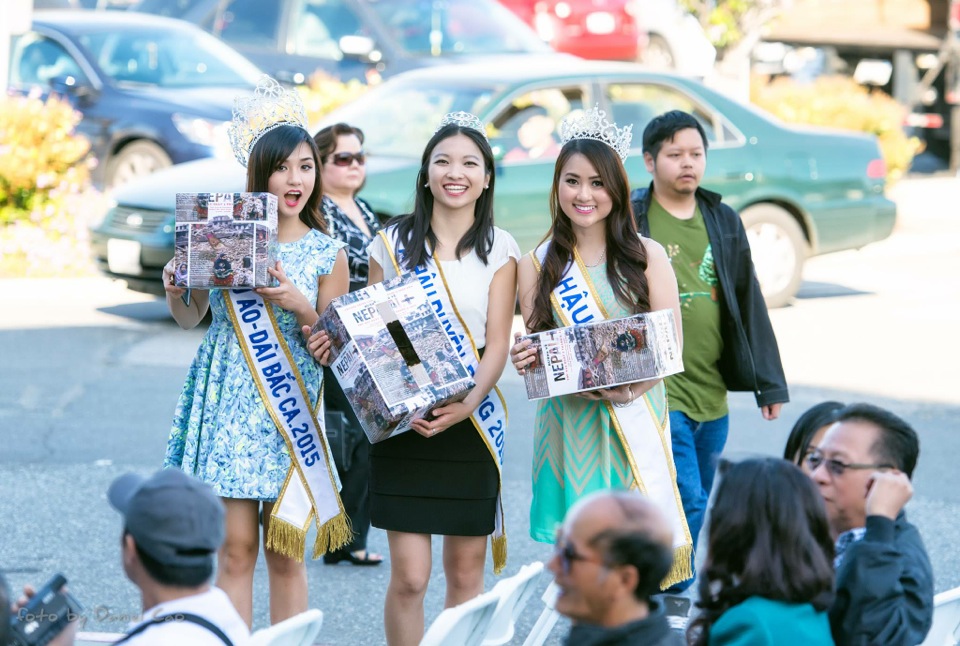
[[164, 229, 344, 500]]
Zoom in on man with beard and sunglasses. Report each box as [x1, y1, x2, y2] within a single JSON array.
[[547, 490, 683, 646], [807, 402, 934, 646]]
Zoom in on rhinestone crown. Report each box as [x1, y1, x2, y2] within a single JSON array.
[[228, 76, 309, 168], [435, 111, 488, 140], [558, 105, 633, 161]]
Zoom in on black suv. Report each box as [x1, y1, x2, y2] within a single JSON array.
[[130, 0, 551, 83]]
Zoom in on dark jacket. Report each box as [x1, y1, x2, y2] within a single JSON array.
[[564, 601, 684, 646], [830, 512, 935, 646], [631, 185, 788, 408]]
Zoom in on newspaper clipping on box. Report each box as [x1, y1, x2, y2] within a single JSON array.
[[521, 309, 683, 400]]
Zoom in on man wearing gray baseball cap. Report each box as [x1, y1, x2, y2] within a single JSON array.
[[108, 468, 250, 645]]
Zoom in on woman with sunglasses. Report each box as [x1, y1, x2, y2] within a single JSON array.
[[313, 123, 383, 567], [687, 458, 835, 645]]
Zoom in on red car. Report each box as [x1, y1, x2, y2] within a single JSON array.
[[500, 0, 641, 60]]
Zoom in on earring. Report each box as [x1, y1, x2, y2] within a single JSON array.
[[484, 185, 489, 189], [424, 183, 429, 187]]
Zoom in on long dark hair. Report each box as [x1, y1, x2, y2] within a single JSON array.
[[528, 138, 649, 333], [247, 124, 327, 233], [783, 401, 844, 466], [687, 458, 835, 646], [392, 124, 495, 271]]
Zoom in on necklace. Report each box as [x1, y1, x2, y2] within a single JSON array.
[[581, 247, 606, 268]]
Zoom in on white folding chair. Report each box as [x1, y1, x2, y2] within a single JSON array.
[[482, 561, 545, 646], [249, 608, 324, 646], [921, 586, 960, 646], [420, 588, 500, 646], [521, 580, 562, 646]]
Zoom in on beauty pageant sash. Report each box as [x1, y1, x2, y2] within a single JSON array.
[[225, 290, 350, 561], [532, 242, 693, 588], [380, 229, 508, 574]]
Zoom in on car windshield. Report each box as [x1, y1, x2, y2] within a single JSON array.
[[324, 77, 499, 156], [365, 0, 550, 56], [78, 25, 262, 87]]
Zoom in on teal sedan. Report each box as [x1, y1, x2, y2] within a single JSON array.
[[90, 57, 895, 307]]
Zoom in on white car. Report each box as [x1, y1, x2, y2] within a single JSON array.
[[635, 0, 716, 77]]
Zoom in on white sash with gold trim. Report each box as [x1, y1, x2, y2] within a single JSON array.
[[380, 229, 509, 574], [532, 242, 693, 588], [225, 290, 351, 561]]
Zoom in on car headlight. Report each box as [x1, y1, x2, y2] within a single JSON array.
[[172, 114, 232, 158]]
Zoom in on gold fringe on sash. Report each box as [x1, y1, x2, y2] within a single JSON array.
[[492, 532, 508, 575], [266, 517, 308, 562], [312, 513, 354, 559], [661, 543, 694, 591]]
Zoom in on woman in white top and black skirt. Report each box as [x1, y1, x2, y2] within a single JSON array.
[[313, 123, 383, 566], [366, 112, 519, 646]]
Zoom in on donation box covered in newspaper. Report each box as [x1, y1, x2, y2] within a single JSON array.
[[314, 273, 476, 443], [521, 310, 683, 400], [173, 192, 279, 289]]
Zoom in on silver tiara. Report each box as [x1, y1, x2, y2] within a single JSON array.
[[228, 76, 309, 168], [558, 105, 633, 161], [435, 111, 488, 140]]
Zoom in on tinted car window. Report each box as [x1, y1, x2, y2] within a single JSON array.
[[214, 0, 282, 48], [10, 34, 87, 87], [491, 88, 584, 162], [293, 0, 366, 59], [336, 78, 498, 156], [366, 0, 549, 55], [134, 0, 208, 16], [606, 82, 718, 146], [78, 27, 262, 86]]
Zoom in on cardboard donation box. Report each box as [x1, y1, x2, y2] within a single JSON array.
[[521, 310, 683, 400], [173, 192, 279, 289], [314, 273, 476, 443]]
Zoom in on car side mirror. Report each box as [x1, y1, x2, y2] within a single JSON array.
[[339, 35, 377, 59], [49, 75, 94, 102]]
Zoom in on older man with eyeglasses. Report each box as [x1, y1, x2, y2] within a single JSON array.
[[547, 490, 684, 646], [807, 402, 934, 646]]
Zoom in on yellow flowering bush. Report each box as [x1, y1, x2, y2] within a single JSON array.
[[297, 71, 371, 126], [751, 75, 921, 181], [0, 93, 97, 277]]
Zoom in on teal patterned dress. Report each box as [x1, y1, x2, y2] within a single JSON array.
[[164, 229, 344, 500]]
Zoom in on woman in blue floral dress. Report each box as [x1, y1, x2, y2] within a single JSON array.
[[162, 121, 349, 626]]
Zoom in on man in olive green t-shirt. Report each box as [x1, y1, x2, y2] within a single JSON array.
[[632, 111, 789, 592]]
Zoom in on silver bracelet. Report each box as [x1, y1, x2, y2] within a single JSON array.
[[613, 386, 635, 408]]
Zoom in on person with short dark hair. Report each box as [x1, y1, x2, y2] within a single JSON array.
[[783, 401, 845, 473], [108, 469, 249, 645], [688, 458, 835, 645], [549, 490, 684, 646], [808, 403, 934, 645], [630, 110, 788, 588]]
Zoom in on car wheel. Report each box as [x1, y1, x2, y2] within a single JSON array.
[[741, 203, 807, 309], [639, 34, 675, 70], [106, 140, 172, 189]]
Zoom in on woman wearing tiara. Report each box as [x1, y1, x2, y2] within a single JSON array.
[[366, 112, 519, 646], [162, 78, 350, 626], [510, 106, 694, 589]]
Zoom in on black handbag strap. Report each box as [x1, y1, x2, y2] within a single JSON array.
[[114, 612, 233, 645]]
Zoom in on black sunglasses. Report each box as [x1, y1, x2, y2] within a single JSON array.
[[805, 451, 895, 477], [327, 151, 365, 166], [554, 533, 606, 575]]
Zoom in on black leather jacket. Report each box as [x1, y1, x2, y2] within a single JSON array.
[[631, 184, 789, 408]]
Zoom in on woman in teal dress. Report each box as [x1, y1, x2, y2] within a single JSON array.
[[510, 107, 691, 587], [687, 458, 835, 645], [162, 118, 349, 626]]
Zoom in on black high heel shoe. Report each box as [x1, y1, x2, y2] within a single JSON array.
[[323, 550, 383, 566]]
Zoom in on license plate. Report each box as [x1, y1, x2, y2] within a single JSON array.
[[585, 12, 616, 34], [107, 238, 142, 275]]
